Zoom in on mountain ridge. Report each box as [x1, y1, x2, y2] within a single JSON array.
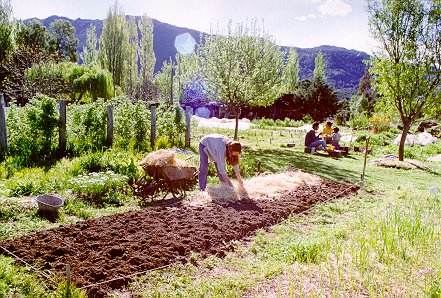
[[27, 15, 370, 97]]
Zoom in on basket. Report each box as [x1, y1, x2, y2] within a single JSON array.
[[35, 194, 64, 214]]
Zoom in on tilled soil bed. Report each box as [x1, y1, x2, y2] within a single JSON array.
[[0, 180, 358, 296]]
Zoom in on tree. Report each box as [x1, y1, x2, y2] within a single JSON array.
[[0, 0, 14, 89], [24, 62, 114, 102], [368, 0, 441, 161], [99, 0, 129, 90], [82, 24, 99, 65], [138, 14, 156, 100], [1, 21, 58, 104], [0, 0, 14, 64], [175, 52, 201, 102], [199, 20, 284, 140], [125, 17, 139, 97], [356, 67, 377, 115], [281, 48, 300, 94], [49, 19, 78, 62], [313, 52, 326, 83], [154, 59, 173, 103]]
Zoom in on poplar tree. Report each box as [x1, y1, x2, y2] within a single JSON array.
[[313, 52, 326, 83], [139, 14, 156, 100], [281, 48, 300, 94], [125, 17, 139, 97], [99, 0, 129, 90], [82, 24, 98, 66]]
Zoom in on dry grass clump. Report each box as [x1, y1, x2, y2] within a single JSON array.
[[139, 149, 176, 168], [372, 157, 427, 170], [189, 171, 321, 206], [139, 150, 193, 169]]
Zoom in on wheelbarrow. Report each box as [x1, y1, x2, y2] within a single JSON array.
[[129, 164, 198, 205]]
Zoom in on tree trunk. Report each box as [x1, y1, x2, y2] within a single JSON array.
[[398, 122, 411, 161], [234, 107, 240, 141]]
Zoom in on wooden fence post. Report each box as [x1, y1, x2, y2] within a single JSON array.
[[65, 264, 71, 298], [0, 94, 7, 156], [58, 100, 66, 156], [106, 105, 113, 147], [185, 106, 192, 148], [150, 103, 158, 149], [361, 137, 370, 189]]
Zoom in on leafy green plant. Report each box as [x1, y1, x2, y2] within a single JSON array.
[[68, 171, 128, 206], [0, 256, 47, 297], [6, 95, 58, 168], [67, 100, 107, 154], [349, 113, 370, 130], [369, 113, 391, 133]]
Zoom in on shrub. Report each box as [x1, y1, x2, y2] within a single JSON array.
[[68, 171, 128, 206], [112, 97, 151, 152], [4, 168, 46, 197], [349, 113, 369, 130], [6, 95, 58, 167], [75, 150, 139, 180], [370, 113, 391, 133], [67, 100, 107, 154], [157, 105, 185, 147]]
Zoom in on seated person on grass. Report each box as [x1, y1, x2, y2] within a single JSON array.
[[305, 122, 327, 152], [322, 121, 333, 144], [332, 127, 341, 150]]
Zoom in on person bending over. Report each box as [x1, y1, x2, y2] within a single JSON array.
[[198, 134, 243, 191], [305, 122, 326, 152]]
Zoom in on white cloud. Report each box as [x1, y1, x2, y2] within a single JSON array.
[[318, 0, 352, 17], [294, 13, 317, 21]]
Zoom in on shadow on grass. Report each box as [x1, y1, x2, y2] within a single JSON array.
[[244, 148, 362, 183]]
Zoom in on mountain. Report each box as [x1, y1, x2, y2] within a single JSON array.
[[30, 15, 370, 97]]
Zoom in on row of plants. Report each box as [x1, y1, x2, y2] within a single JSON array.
[[252, 117, 305, 129], [2, 95, 186, 169]]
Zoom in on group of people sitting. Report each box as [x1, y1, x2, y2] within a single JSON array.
[[304, 121, 341, 152]]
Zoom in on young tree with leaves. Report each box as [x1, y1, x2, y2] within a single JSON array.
[[138, 14, 156, 100], [99, 1, 129, 90], [125, 17, 139, 97], [313, 52, 326, 83], [281, 48, 300, 95], [368, 0, 441, 161], [200, 20, 284, 140], [49, 19, 78, 62], [82, 24, 99, 65]]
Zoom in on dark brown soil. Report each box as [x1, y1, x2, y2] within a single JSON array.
[[0, 181, 358, 297]]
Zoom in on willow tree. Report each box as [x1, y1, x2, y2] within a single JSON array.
[[82, 24, 99, 65], [368, 0, 441, 161], [281, 48, 300, 94], [99, 1, 128, 90], [200, 21, 284, 140]]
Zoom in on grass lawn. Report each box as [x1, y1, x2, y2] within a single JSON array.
[[1, 124, 440, 297]]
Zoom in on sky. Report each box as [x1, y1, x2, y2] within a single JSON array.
[[10, 0, 377, 54]]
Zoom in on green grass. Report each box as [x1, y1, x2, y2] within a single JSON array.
[[1, 124, 441, 296]]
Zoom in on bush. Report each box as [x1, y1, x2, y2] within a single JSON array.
[[157, 105, 185, 147], [6, 95, 58, 167], [369, 113, 391, 133], [112, 97, 151, 152], [252, 118, 304, 129], [68, 171, 129, 206], [75, 150, 139, 180], [67, 99, 107, 154], [349, 113, 369, 130]]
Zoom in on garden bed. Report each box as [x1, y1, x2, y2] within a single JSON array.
[[0, 180, 358, 296]]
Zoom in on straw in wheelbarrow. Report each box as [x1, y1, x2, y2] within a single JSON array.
[[139, 149, 192, 169]]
